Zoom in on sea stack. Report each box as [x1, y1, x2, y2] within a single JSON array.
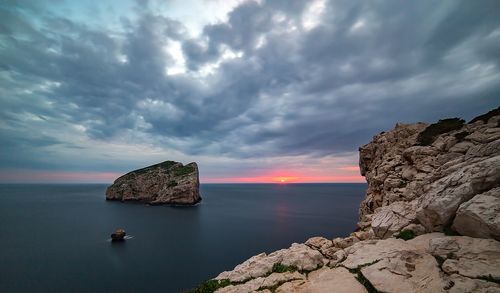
[[106, 161, 201, 205]]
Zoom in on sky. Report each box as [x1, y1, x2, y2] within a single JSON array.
[[0, 0, 499, 183]]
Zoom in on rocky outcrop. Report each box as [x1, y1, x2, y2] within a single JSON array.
[[106, 161, 201, 205], [187, 107, 500, 293], [205, 233, 499, 293], [358, 107, 500, 237]]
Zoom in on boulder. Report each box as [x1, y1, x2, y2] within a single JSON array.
[[342, 238, 414, 269], [429, 236, 500, 280], [332, 235, 359, 249], [111, 229, 126, 242], [279, 244, 326, 270], [371, 201, 417, 238], [105, 161, 201, 205], [452, 187, 500, 240], [416, 155, 500, 231], [215, 243, 326, 283], [360, 250, 447, 293]]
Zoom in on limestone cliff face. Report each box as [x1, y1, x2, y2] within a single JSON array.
[[189, 107, 500, 293], [106, 161, 201, 205], [358, 107, 500, 239]]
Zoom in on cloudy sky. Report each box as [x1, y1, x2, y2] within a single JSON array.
[[1, 0, 499, 183]]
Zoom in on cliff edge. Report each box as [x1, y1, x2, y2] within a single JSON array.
[[358, 107, 500, 239], [106, 161, 201, 205], [188, 107, 500, 293]]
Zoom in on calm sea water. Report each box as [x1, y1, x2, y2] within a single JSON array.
[[0, 183, 366, 292]]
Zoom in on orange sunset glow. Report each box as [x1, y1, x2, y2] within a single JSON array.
[[202, 167, 364, 183]]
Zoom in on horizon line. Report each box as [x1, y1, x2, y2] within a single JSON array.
[[0, 181, 367, 185]]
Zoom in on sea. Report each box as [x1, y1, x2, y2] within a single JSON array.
[[0, 183, 367, 292]]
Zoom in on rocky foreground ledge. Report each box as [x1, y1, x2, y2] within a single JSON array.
[[188, 107, 500, 293], [106, 161, 201, 205]]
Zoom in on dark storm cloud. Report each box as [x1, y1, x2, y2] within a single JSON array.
[[1, 0, 500, 171]]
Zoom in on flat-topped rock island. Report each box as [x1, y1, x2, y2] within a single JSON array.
[[106, 161, 201, 205]]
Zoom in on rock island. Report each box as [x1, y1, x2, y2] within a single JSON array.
[[106, 161, 201, 205]]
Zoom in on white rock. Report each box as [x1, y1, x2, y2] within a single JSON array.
[[416, 155, 500, 231], [305, 236, 340, 258], [352, 230, 374, 241], [360, 249, 447, 293], [280, 243, 325, 271], [305, 237, 332, 250], [403, 223, 427, 236], [215, 271, 305, 293], [447, 273, 500, 293], [332, 236, 360, 249], [216, 243, 325, 283], [215, 252, 278, 283], [215, 277, 265, 293], [407, 232, 445, 252], [328, 250, 346, 267], [342, 238, 414, 269], [429, 236, 500, 280], [371, 201, 417, 238], [259, 271, 305, 288], [452, 187, 500, 240], [276, 267, 367, 293]]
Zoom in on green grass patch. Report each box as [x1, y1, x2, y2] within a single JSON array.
[[416, 118, 465, 146], [131, 161, 178, 176], [173, 165, 195, 176], [271, 263, 298, 273], [184, 279, 231, 293], [395, 230, 416, 241]]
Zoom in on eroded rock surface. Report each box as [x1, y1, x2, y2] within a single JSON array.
[[106, 161, 201, 205], [215, 243, 324, 283], [210, 234, 500, 293], [429, 236, 500, 280], [276, 267, 367, 293], [358, 108, 500, 237], [452, 187, 500, 240]]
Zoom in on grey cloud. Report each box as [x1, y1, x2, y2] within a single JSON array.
[[0, 0, 499, 173]]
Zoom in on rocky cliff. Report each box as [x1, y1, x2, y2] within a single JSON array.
[[188, 107, 500, 293], [106, 161, 201, 205], [358, 107, 500, 239]]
